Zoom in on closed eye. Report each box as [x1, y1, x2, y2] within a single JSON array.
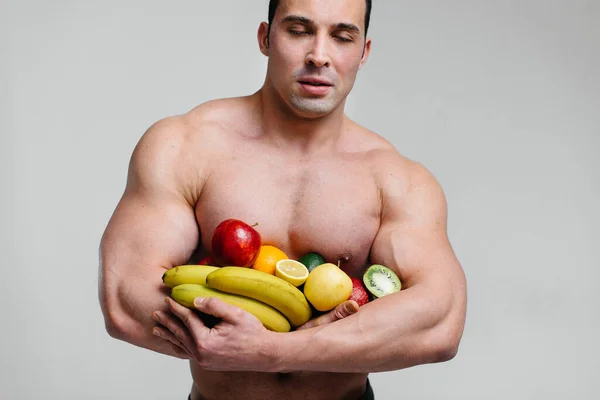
[[289, 30, 310, 36], [335, 36, 353, 43]]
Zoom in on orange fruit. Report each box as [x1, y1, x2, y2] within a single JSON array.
[[252, 245, 288, 275]]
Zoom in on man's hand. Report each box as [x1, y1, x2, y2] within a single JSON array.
[[151, 297, 360, 371], [152, 297, 277, 371], [296, 300, 359, 330]]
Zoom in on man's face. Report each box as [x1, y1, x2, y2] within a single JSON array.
[[262, 0, 371, 119]]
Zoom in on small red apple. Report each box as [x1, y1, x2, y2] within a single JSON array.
[[349, 277, 370, 306], [198, 255, 215, 266], [211, 219, 262, 267]]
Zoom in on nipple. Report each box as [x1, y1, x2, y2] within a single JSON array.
[[337, 251, 353, 264]]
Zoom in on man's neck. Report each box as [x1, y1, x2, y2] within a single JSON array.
[[254, 87, 347, 153]]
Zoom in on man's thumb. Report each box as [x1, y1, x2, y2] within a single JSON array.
[[336, 300, 360, 319]]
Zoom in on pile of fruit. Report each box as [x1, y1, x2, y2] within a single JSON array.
[[162, 219, 402, 332]]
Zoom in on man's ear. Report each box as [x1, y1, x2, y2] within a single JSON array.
[[258, 22, 270, 56], [359, 37, 372, 69]]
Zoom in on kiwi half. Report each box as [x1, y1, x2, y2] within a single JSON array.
[[363, 264, 402, 298]]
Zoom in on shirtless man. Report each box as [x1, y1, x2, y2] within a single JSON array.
[[98, 0, 467, 399]]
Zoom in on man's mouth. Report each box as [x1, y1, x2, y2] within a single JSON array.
[[298, 78, 333, 87], [300, 81, 330, 86]]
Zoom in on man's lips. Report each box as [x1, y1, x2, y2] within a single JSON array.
[[297, 78, 333, 86], [298, 81, 332, 96]]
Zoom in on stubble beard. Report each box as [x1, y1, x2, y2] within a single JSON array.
[[288, 92, 339, 117]]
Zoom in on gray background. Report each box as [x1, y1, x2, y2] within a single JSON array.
[[1, 0, 599, 399]]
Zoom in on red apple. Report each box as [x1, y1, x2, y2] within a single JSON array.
[[211, 219, 262, 267], [198, 255, 215, 266], [349, 277, 370, 306]]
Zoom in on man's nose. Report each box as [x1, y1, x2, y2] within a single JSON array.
[[305, 36, 331, 68]]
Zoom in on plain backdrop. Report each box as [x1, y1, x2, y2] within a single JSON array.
[[1, 0, 599, 399]]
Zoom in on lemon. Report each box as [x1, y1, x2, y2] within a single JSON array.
[[303, 263, 352, 311], [275, 259, 309, 287]]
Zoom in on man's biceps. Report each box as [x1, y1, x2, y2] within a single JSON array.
[[373, 230, 450, 279], [120, 191, 196, 226], [104, 196, 198, 258]]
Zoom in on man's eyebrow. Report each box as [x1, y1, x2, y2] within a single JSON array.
[[280, 16, 361, 34], [336, 22, 361, 34], [281, 15, 312, 25]]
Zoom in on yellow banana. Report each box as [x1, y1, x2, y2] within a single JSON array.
[[205, 267, 312, 328], [162, 265, 220, 288], [170, 283, 291, 333]]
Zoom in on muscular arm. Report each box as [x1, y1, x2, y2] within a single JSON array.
[[273, 159, 467, 373], [99, 117, 205, 358]]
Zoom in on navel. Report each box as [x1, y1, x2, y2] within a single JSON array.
[[276, 372, 293, 382]]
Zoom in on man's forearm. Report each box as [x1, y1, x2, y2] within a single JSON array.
[[271, 284, 462, 373], [100, 266, 188, 359]]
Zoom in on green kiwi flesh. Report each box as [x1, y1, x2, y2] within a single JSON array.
[[363, 264, 402, 298]]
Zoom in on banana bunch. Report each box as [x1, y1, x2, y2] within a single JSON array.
[[162, 265, 312, 332], [170, 283, 291, 332]]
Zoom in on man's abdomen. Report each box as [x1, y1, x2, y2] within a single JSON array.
[[190, 365, 369, 400]]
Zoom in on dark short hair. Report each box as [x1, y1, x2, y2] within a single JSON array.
[[268, 0, 372, 37]]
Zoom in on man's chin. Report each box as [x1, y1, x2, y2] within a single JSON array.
[[289, 98, 337, 119]]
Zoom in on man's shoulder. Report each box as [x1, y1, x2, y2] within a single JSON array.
[[348, 122, 414, 169], [186, 96, 250, 124], [127, 98, 247, 198], [140, 96, 250, 149], [350, 124, 440, 197]]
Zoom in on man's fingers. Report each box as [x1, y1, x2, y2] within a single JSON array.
[[163, 298, 209, 343], [167, 342, 193, 360], [152, 325, 192, 359], [334, 300, 359, 319], [296, 300, 359, 331], [193, 296, 250, 325]]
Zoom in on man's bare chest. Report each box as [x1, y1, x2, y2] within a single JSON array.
[[194, 155, 381, 276]]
